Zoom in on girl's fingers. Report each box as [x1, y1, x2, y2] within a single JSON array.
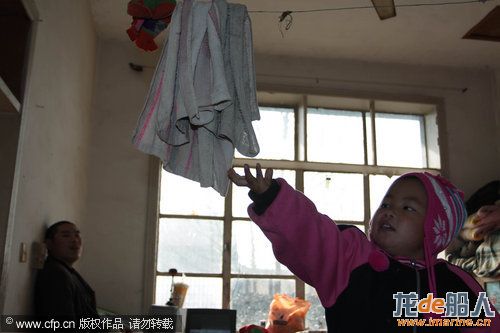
[[228, 168, 247, 187], [256, 163, 263, 179], [230, 164, 272, 192], [265, 167, 273, 182], [243, 164, 257, 186]]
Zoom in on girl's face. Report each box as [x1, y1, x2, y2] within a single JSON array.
[[369, 177, 427, 260]]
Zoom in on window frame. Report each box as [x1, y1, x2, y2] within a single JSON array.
[[145, 91, 443, 325]]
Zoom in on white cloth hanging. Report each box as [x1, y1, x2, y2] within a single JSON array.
[[132, 0, 260, 196]]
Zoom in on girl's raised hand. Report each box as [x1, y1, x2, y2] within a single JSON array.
[[227, 163, 273, 194]]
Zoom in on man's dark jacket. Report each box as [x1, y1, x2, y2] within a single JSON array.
[[34, 255, 98, 318]]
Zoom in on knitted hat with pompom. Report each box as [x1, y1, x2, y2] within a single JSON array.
[[399, 172, 467, 295]]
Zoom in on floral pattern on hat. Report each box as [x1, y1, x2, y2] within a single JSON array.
[[433, 215, 447, 248]]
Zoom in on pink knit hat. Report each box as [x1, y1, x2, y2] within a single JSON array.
[[399, 172, 467, 295]]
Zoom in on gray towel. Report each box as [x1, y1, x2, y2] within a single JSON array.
[[132, 0, 260, 196]]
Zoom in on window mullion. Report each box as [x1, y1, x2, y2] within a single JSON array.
[[362, 111, 369, 166], [222, 183, 233, 309], [295, 144, 306, 299], [294, 92, 305, 300], [370, 100, 377, 166], [363, 173, 371, 231], [147, 157, 161, 310], [421, 115, 429, 168], [297, 95, 307, 161]]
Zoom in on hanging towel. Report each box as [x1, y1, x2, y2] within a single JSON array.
[[132, 0, 260, 196]]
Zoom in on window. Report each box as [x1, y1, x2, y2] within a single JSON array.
[[153, 92, 441, 330]]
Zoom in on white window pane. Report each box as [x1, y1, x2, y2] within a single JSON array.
[[155, 275, 174, 306], [236, 107, 295, 160], [307, 109, 364, 164], [160, 171, 224, 216], [305, 285, 327, 331], [375, 113, 425, 167], [158, 218, 222, 273], [232, 168, 295, 218], [369, 174, 400, 219], [304, 172, 364, 221], [231, 279, 295, 328], [155, 276, 222, 308], [231, 220, 292, 275]]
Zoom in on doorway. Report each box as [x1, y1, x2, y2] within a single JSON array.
[[0, 0, 32, 300]]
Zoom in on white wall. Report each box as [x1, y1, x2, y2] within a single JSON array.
[[0, 0, 96, 314], [81, 43, 500, 314], [80, 40, 158, 314]]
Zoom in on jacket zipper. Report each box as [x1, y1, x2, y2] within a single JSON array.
[[411, 260, 420, 333]]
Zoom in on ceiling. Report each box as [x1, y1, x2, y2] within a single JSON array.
[[90, 0, 500, 70]]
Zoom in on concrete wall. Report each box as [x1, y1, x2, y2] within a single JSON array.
[[0, 0, 96, 314], [81, 39, 499, 314], [80, 40, 158, 314]]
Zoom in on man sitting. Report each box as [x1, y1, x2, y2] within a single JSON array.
[[34, 221, 98, 318]]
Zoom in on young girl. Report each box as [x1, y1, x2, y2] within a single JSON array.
[[228, 164, 499, 332]]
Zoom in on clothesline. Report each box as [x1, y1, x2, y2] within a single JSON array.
[[247, 0, 492, 14], [246, 0, 494, 37]]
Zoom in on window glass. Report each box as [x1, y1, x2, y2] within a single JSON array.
[[231, 220, 291, 275], [375, 113, 425, 167], [307, 109, 364, 164], [155, 96, 441, 320], [232, 168, 295, 218], [160, 171, 224, 216], [231, 279, 295, 329], [304, 172, 364, 221], [157, 218, 222, 273], [305, 285, 327, 330], [155, 276, 222, 308], [236, 107, 295, 160]]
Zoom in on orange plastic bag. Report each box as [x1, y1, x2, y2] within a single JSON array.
[[266, 294, 311, 333]]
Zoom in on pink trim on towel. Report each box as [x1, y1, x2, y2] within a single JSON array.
[[136, 72, 165, 144], [184, 129, 197, 174]]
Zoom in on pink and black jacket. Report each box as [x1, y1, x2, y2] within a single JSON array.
[[248, 178, 500, 333]]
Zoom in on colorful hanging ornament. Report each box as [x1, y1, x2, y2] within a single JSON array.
[[126, 0, 177, 51]]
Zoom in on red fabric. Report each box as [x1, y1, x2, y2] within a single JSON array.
[[127, 1, 176, 19], [239, 325, 268, 333], [126, 0, 176, 51], [134, 30, 158, 51]]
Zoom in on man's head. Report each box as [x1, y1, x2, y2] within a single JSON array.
[[45, 221, 82, 266], [369, 172, 467, 261]]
